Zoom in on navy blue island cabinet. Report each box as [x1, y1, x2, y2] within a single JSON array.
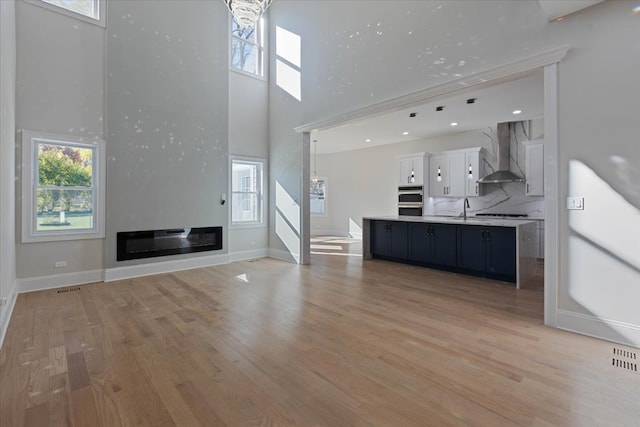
[[408, 223, 457, 268], [457, 225, 516, 282], [371, 220, 408, 260]]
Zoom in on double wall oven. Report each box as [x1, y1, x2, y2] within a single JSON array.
[[398, 185, 423, 216]]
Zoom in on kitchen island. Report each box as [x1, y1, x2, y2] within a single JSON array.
[[363, 216, 538, 288]]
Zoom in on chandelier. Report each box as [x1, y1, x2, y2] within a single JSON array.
[[224, 0, 273, 28]]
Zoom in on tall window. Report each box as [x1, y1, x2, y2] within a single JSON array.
[[22, 130, 105, 242], [230, 17, 265, 78], [310, 177, 327, 216], [26, 0, 105, 26], [231, 157, 265, 226]]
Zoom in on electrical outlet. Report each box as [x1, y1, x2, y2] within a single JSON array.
[[0, 298, 7, 306], [566, 197, 584, 210], [54, 261, 67, 268]]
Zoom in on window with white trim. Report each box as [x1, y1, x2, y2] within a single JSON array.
[[25, 0, 105, 27], [230, 17, 266, 78], [310, 177, 327, 216], [21, 130, 105, 242], [231, 157, 265, 226]]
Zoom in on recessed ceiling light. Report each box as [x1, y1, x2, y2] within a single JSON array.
[[365, 138, 372, 142], [450, 122, 458, 126], [402, 131, 409, 135], [512, 110, 522, 115]]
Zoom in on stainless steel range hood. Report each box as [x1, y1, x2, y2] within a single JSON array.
[[477, 122, 525, 184]]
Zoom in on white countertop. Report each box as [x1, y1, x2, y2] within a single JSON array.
[[363, 215, 537, 227]]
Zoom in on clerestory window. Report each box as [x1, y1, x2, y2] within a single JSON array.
[[230, 16, 266, 78]]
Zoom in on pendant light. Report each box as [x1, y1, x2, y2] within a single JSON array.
[[311, 140, 319, 184]]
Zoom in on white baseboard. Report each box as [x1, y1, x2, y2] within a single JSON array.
[[558, 309, 640, 349], [0, 281, 18, 350], [229, 248, 268, 262], [17, 270, 104, 293], [104, 253, 230, 282], [268, 248, 297, 263]]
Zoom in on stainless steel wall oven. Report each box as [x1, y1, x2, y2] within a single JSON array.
[[398, 185, 423, 216]]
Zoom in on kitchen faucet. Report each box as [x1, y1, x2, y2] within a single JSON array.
[[463, 197, 470, 220]]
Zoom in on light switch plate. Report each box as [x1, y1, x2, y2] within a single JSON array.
[[566, 197, 584, 210]]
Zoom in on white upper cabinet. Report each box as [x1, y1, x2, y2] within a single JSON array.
[[465, 147, 485, 197], [524, 140, 544, 196], [429, 147, 484, 197], [397, 153, 429, 187]]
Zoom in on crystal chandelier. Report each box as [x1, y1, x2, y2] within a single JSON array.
[[224, 0, 272, 28]]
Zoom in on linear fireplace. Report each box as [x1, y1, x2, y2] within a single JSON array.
[[117, 226, 223, 261]]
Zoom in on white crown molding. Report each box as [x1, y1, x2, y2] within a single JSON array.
[[295, 45, 570, 133], [17, 270, 104, 293], [558, 310, 640, 349]]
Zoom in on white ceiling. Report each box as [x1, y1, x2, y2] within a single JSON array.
[[312, 70, 544, 154], [538, 0, 604, 21]]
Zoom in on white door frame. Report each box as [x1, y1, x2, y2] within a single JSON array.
[[295, 45, 569, 326]]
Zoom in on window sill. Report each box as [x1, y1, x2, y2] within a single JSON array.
[[230, 223, 267, 231], [23, 0, 106, 28], [230, 68, 267, 82], [22, 230, 105, 244]]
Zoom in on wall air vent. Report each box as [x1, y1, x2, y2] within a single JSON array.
[[57, 287, 81, 294], [610, 347, 638, 374]]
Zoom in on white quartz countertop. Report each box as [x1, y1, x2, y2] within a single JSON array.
[[363, 215, 537, 227]]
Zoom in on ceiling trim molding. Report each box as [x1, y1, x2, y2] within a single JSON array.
[[295, 45, 570, 134]]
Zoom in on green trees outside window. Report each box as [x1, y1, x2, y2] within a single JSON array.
[[36, 143, 94, 230]]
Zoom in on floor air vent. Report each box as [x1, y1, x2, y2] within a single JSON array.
[[610, 347, 638, 374], [57, 287, 81, 294]]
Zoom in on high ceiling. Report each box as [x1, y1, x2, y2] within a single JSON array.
[[312, 70, 544, 154]]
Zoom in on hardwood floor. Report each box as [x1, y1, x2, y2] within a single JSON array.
[[1, 243, 638, 426]]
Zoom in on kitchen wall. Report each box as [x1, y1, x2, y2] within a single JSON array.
[[270, 1, 640, 346], [0, 0, 17, 346], [311, 121, 544, 237], [429, 120, 545, 218]]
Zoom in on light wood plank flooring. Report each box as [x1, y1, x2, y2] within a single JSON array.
[[1, 243, 639, 426]]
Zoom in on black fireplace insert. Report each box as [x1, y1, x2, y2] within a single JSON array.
[[117, 226, 222, 261]]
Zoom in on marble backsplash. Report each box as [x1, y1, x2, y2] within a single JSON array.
[[425, 121, 545, 219]]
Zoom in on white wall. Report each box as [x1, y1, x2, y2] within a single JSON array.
[[311, 125, 545, 237], [228, 70, 269, 257], [0, 0, 17, 347], [105, 0, 229, 269], [270, 1, 640, 346], [551, 2, 640, 345], [14, 1, 105, 279]]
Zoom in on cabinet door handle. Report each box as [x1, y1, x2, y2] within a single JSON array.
[[481, 229, 486, 241], [486, 230, 490, 241], [527, 183, 530, 193], [475, 185, 478, 195]]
